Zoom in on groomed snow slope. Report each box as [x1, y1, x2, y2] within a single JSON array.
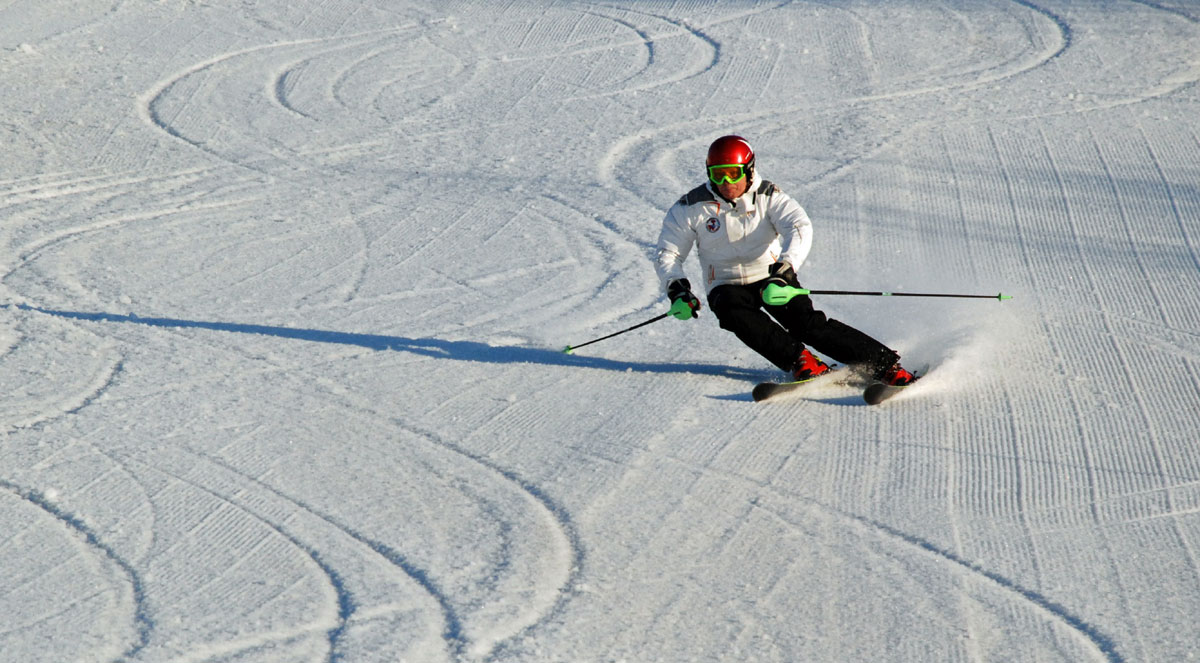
[[2, 1, 1200, 661]]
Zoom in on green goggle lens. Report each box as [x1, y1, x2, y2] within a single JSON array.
[[708, 164, 746, 185]]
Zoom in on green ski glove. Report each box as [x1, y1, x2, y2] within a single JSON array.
[[667, 279, 701, 320]]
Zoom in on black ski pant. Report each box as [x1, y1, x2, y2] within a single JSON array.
[[707, 281, 898, 373]]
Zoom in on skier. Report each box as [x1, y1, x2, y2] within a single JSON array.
[[654, 134, 916, 386]]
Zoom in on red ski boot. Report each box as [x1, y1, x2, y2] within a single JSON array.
[[878, 363, 916, 386], [792, 349, 831, 381]]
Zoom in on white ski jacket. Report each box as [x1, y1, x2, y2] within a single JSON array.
[[654, 174, 813, 294]]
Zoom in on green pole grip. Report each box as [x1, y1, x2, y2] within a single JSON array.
[[762, 283, 810, 306]]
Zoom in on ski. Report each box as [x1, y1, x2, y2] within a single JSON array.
[[862, 371, 925, 405], [862, 381, 908, 405], [752, 367, 863, 402]]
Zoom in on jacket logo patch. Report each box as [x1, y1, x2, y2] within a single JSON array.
[[705, 218, 721, 233]]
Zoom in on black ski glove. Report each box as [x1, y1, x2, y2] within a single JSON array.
[[761, 262, 808, 306], [667, 279, 701, 320], [764, 262, 800, 288]]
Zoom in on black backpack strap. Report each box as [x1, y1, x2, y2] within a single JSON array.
[[678, 183, 718, 207]]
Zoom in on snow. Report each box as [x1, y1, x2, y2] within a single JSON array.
[[2, 1, 1199, 661]]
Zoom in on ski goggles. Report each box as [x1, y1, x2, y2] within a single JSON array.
[[707, 163, 747, 185]]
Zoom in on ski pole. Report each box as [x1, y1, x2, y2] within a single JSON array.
[[563, 312, 670, 354], [762, 284, 1011, 306]]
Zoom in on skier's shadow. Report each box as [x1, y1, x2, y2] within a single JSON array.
[[16, 305, 767, 384]]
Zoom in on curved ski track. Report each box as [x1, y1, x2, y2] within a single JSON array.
[[54, 307, 585, 662], [116, 448, 457, 663], [292, 363, 585, 661], [595, 0, 1076, 215], [0, 479, 151, 661], [632, 447, 1126, 662], [0, 314, 124, 434]]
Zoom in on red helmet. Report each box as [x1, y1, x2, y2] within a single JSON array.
[[706, 135, 755, 168]]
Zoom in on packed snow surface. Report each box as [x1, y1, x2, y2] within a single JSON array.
[[3, 1, 1200, 661]]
